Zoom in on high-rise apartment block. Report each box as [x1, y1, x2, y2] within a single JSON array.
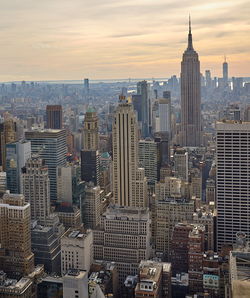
[[46, 105, 63, 129], [216, 121, 250, 250], [61, 228, 93, 275], [0, 193, 34, 278], [180, 19, 201, 147], [25, 129, 67, 201], [112, 96, 147, 207], [6, 140, 31, 194], [93, 206, 151, 283], [21, 156, 50, 223]]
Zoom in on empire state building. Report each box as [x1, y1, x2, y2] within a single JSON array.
[[180, 18, 201, 147]]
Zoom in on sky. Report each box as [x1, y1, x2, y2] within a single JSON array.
[[0, 0, 249, 81]]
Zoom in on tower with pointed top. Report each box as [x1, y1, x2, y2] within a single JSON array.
[[223, 56, 228, 86], [180, 17, 201, 147]]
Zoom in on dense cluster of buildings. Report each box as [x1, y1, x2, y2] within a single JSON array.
[[0, 20, 249, 298]]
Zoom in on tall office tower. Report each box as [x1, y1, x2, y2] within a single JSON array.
[[25, 129, 67, 201], [81, 150, 100, 185], [0, 118, 17, 170], [205, 70, 212, 88], [93, 206, 151, 284], [112, 96, 147, 207], [139, 139, 158, 184], [180, 18, 201, 147], [61, 228, 93, 275], [0, 193, 34, 278], [158, 98, 171, 135], [137, 81, 150, 138], [82, 183, 101, 229], [83, 107, 99, 150], [216, 121, 250, 251], [6, 140, 31, 194], [173, 148, 189, 181], [223, 56, 228, 86], [21, 156, 50, 223], [46, 105, 63, 129]]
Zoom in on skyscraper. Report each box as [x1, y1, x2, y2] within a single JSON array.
[[21, 156, 50, 223], [216, 121, 250, 251], [0, 193, 34, 278], [46, 105, 63, 129], [137, 81, 150, 138], [6, 140, 31, 194], [25, 129, 67, 201], [82, 107, 99, 150], [81, 106, 100, 185], [112, 96, 147, 207], [180, 18, 201, 147], [223, 56, 228, 86]]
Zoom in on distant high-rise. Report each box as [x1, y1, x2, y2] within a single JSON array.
[[83, 107, 99, 150], [0, 193, 34, 278], [223, 56, 228, 86], [205, 70, 212, 88], [46, 105, 63, 129], [112, 96, 147, 207], [180, 18, 201, 147], [21, 156, 50, 223], [84, 78, 90, 102], [25, 129, 67, 201], [137, 81, 150, 138], [216, 121, 250, 251]]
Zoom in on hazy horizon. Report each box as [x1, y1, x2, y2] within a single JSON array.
[[0, 0, 249, 81]]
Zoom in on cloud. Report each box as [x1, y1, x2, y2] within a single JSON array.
[[0, 0, 249, 80]]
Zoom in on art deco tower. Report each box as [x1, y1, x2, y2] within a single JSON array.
[[180, 18, 201, 147], [112, 96, 147, 207]]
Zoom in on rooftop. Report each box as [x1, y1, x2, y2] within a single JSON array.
[[104, 205, 150, 221]]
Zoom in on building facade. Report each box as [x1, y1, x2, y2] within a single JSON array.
[[25, 129, 67, 201]]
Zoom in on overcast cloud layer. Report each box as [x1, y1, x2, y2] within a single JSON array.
[[0, 0, 249, 81]]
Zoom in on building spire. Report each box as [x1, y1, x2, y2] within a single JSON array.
[[188, 14, 193, 50]]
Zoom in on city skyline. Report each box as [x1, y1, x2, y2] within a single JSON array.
[[0, 0, 249, 81]]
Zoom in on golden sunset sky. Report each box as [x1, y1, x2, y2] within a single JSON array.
[[0, 0, 249, 81]]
